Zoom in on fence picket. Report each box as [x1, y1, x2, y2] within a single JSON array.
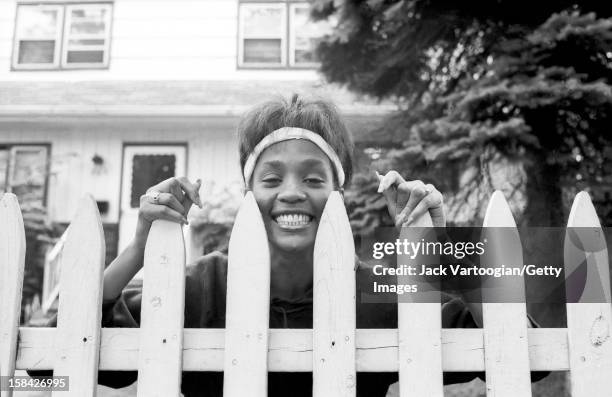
[[397, 213, 443, 397], [481, 191, 531, 397], [223, 192, 270, 397], [52, 195, 105, 397], [0, 194, 26, 397], [137, 220, 186, 397], [564, 191, 612, 397], [313, 191, 356, 397]]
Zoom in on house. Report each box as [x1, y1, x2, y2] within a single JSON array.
[[0, 0, 394, 261]]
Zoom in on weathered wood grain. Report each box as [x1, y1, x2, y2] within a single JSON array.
[[137, 220, 186, 397], [564, 192, 612, 397], [397, 212, 443, 397], [52, 195, 105, 397], [313, 192, 356, 397], [223, 192, 270, 397], [0, 194, 26, 397], [481, 191, 531, 397], [16, 327, 569, 372]]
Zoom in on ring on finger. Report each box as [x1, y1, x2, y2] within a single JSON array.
[[147, 190, 161, 203]]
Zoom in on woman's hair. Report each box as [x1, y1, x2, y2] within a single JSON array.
[[237, 94, 354, 187]]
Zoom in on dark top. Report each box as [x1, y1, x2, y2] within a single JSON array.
[[30, 251, 547, 397]]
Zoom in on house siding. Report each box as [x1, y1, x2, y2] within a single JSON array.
[[0, 116, 241, 223], [0, 0, 319, 81]]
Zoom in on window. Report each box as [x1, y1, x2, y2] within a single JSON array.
[[12, 3, 112, 70], [238, 1, 332, 68], [0, 145, 49, 207]]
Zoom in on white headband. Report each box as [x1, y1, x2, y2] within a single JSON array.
[[243, 127, 346, 187]]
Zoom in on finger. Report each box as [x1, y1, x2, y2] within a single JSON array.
[[176, 177, 203, 208], [139, 201, 188, 225], [377, 171, 405, 218], [395, 179, 426, 210], [152, 205, 189, 225], [402, 191, 443, 226], [147, 177, 179, 195], [155, 192, 185, 215], [395, 181, 429, 226], [376, 171, 396, 218], [377, 170, 405, 193], [167, 178, 185, 202], [375, 171, 393, 202]]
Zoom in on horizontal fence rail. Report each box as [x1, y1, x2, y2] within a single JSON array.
[[1, 189, 611, 397], [15, 327, 569, 371]]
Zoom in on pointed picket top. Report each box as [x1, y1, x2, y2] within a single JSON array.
[[313, 191, 356, 397], [483, 190, 517, 227], [564, 191, 610, 303], [481, 190, 523, 296], [568, 191, 601, 228], [313, 191, 354, 271], [53, 194, 105, 397], [0, 193, 26, 397], [224, 191, 270, 397]]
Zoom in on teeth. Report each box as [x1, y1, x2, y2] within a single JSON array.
[[275, 214, 312, 228]]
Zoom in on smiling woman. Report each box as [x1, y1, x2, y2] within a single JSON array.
[[234, 96, 353, 300], [30, 94, 548, 396]]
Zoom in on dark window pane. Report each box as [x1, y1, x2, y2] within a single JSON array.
[[244, 39, 281, 63], [18, 40, 55, 64], [130, 154, 176, 208], [66, 50, 104, 63], [68, 39, 105, 45], [10, 147, 48, 207]]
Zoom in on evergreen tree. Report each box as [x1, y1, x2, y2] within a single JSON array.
[[314, 1, 612, 229]]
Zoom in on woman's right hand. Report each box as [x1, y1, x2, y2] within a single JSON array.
[[136, 176, 203, 235], [105, 177, 203, 299]]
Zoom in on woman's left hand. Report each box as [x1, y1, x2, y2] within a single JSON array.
[[377, 171, 445, 228]]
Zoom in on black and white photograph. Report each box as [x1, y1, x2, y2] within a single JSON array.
[[1, 0, 611, 396]]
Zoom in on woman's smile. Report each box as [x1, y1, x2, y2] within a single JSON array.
[[273, 212, 314, 229]]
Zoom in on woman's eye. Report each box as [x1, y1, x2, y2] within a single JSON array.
[[262, 176, 281, 184]]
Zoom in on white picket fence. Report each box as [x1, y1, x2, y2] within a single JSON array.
[[1, 190, 612, 397]]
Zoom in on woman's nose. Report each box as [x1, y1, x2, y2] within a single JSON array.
[[277, 181, 307, 203]]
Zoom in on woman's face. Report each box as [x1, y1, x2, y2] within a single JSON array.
[[250, 139, 336, 254]]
